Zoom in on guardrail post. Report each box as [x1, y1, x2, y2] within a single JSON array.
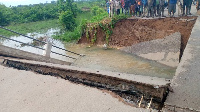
[[43, 37, 52, 57]]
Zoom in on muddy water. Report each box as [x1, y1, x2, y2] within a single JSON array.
[[0, 29, 175, 79], [66, 44, 175, 79]]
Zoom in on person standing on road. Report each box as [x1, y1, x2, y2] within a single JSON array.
[[121, 0, 125, 13], [155, 0, 160, 16], [106, 0, 110, 14], [147, 0, 154, 17], [153, 0, 157, 16], [177, 0, 183, 16], [137, 0, 142, 16], [142, 0, 148, 17], [109, 0, 115, 17], [130, 0, 136, 16], [124, 0, 130, 14], [139, 0, 144, 16], [115, 0, 121, 15], [196, 0, 200, 11], [159, 0, 166, 17], [197, 0, 200, 10], [183, 0, 190, 15], [168, 0, 177, 17], [188, 0, 193, 15], [135, 0, 140, 16]]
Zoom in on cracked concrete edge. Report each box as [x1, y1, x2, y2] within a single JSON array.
[[0, 56, 170, 87], [0, 64, 159, 112]]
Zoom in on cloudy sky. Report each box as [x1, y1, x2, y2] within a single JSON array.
[[0, 0, 56, 7]]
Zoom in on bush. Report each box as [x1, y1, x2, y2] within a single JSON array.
[[59, 10, 76, 31], [91, 6, 105, 16], [90, 6, 108, 23]]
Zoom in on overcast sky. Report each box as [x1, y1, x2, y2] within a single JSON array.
[[0, 0, 56, 7]]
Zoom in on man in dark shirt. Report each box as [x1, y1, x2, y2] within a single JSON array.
[[183, 0, 190, 15], [124, 0, 130, 14], [147, 0, 154, 17]]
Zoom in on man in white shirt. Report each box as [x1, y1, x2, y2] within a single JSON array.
[[115, 0, 121, 15]]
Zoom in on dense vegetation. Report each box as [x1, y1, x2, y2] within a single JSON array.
[[0, 0, 77, 26], [0, 0, 128, 43]]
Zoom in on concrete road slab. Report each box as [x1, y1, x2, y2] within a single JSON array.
[[0, 65, 156, 112], [163, 16, 200, 111]]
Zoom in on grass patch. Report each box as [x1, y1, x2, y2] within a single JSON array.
[[0, 19, 59, 37]]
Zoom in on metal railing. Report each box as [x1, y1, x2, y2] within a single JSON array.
[[0, 26, 84, 60]]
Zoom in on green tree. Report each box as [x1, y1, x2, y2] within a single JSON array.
[[57, 0, 78, 17], [0, 4, 11, 26], [59, 10, 76, 31]]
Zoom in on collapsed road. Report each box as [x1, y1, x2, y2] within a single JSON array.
[[1, 57, 170, 110]]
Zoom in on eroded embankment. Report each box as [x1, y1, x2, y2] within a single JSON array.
[[78, 17, 197, 59], [2, 59, 169, 110]]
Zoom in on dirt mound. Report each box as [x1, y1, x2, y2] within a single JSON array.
[[78, 16, 197, 58], [110, 17, 196, 47]]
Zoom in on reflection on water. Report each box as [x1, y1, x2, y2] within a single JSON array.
[[0, 29, 175, 79]]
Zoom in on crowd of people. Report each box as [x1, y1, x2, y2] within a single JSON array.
[[106, 0, 200, 18]]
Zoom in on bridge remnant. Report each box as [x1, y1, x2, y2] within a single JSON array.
[[0, 45, 71, 65]]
